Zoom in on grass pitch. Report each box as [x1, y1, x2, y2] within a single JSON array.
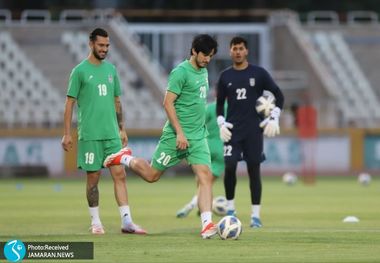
[[0, 174, 379, 263]]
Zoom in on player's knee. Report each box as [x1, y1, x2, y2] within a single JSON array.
[[144, 170, 162, 183], [112, 170, 126, 182], [225, 160, 237, 171], [86, 172, 100, 187], [197, 172, 213, 185]]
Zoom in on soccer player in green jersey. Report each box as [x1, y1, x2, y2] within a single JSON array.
[[175, 101, 225, 218], [104, 34, 219, 239], [61, 28, 146, 235]]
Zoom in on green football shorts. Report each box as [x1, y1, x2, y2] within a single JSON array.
[[151, 136, 211, 171], [77, 138, 122, 171], [208, 138, 224, 178]]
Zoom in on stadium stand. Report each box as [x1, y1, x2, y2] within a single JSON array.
[[271, 10, 380, 128], [1, 9, 380, 129], [0, 31, 62, 128], [0, 9, 167, 129], [109, 14, 168, 101]]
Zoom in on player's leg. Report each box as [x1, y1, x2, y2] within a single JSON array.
[[246, 161, 263, 228], [104, 136, 181, 183], [192, 164, 217, 238], [243, 134, 264, 228], [223, 141, 241, 216], [109, 164, 147, 234], [104, 148, 163, 182], [176, 177, 219, 218], [78, 140, 105, 234], [188, 138, 217, 238], [86, 170, 104, 234], [176, 142, 222, 219], [224, 160, 237, 215], [176, 194, 198, 218], [176, 175, 199, 218], [104, 139, 146, 234]]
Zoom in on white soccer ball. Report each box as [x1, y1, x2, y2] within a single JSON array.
[[212, 196, 228, 216], [256, 94, 275, 117], [282, 172, 298, 185], [217, 215, 242, 240], [358, 173, 371, 186]]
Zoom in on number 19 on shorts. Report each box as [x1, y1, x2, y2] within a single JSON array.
[[85, 152, 95, 164]]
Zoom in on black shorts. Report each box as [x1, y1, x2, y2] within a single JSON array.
[[223, 132, 265, 164]]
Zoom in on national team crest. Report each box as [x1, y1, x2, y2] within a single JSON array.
[[108, 74, 113, 84], [249, 78, 255, 87]]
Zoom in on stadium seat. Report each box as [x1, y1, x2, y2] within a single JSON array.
[[310, 30, 380, 126], [0, 32, 62, 127]]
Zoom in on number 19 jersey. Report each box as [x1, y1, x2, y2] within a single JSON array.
[[67, 59, 121, 141]]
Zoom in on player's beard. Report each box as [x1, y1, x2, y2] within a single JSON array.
[[93, 49, 107, 60], [195, 57, 207, 68]]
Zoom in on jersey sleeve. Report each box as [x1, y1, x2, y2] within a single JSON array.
[[67, 67, 81, 98], [262, 68, 284, 109], [167, 67, 186, 95]]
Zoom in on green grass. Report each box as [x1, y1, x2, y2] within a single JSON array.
[[0, 175, 379, 263]]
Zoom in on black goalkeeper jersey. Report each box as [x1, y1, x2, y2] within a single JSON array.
[[216, 64, 284, 139]]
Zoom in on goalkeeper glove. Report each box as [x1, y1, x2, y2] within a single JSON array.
[[217, 116, 233, 142], [260, 107, 281, 137]]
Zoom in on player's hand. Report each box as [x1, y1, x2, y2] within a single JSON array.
[[217, 116, 233, 142], [119, 129, 128, 147], [176, 132, 189, 150], [260, 107, 281, 137], [61, 134, 73, 152]]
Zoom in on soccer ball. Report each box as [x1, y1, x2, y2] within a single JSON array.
[[256, 94, 275, 117], [217, 215, 242, 240], [212, 196, 228, 216], [358, 172, 371, 186], [282, 172, 298, 185]]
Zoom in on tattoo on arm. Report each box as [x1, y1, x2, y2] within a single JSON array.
[[115, 98, 124, 130], [87, 185, 99, 207]]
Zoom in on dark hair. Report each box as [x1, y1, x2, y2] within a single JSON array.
[[89, 28, 108, 42], [190, 34, 218, 56], [230, 36, 248, 48]]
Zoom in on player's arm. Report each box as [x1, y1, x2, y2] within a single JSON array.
[[263, 68, 284, 110], [115, 96, 128, 146], [163, 91, 188, 150], [260, 69, 285, 137], [61, 96, 76, 151]]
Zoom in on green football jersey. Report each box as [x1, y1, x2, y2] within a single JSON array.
[[162, 60, 209, 140], [67, 59, 121, 141]]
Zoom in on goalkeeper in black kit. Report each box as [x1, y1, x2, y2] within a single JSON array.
[[216, 36, 284, 228]]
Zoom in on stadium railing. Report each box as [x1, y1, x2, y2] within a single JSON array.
[[0, 9, 11, 24], [109, 14, 168, 101], [307, 11, 340, 25], [347, 11, 379, 25], [20, 9, 51, 24]]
